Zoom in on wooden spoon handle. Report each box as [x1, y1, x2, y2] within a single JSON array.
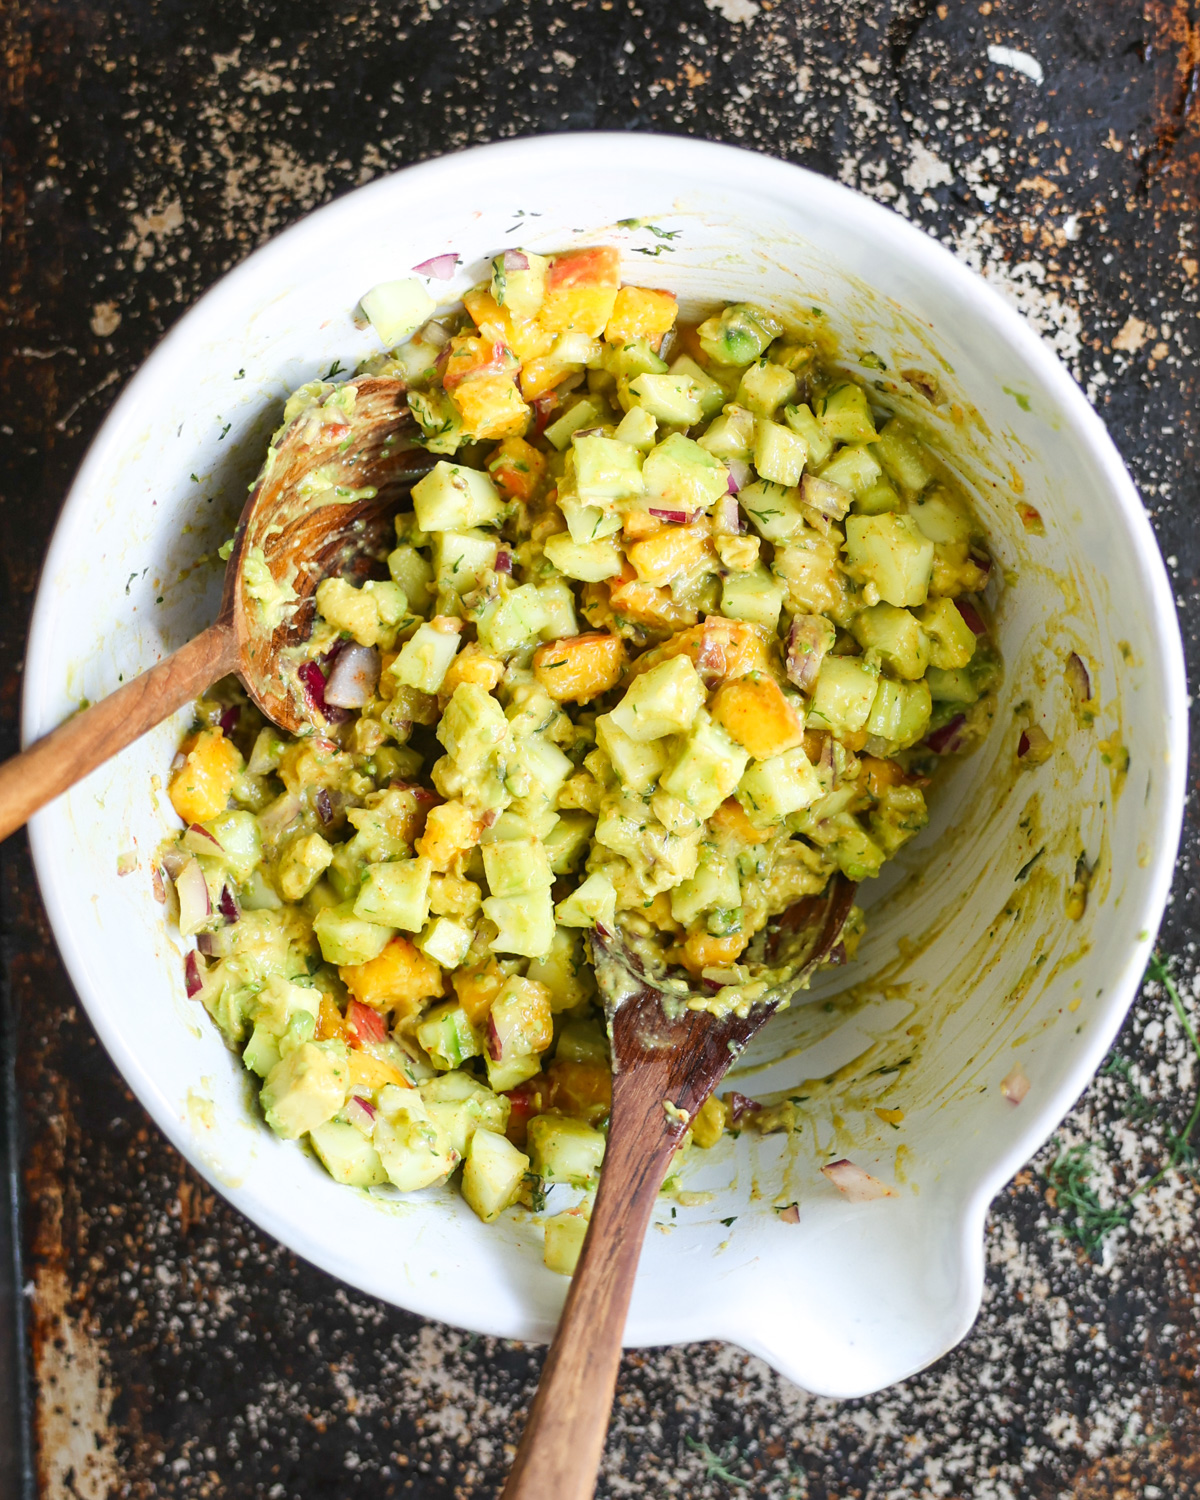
[[0, 618, 237, 843], [501, 1093, 680, 1500]]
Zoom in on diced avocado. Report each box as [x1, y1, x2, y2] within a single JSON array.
[[614, 405, 658, 450], [515, 733, 573, 802], [555, 870, 617, 930], [419, 1070, 511, 1156], [313, 900, 395, 966], [544, 1207, 590, 1276], [407, 389, 464, 454], [909, 485, 974, 543], [808, 656, 881, 735], [668, 355, 726, 419], [641, 432, 730, 512], [191, 810, 262, 884], [869, 782, 930, 857], [851, 603, 930, 680], [372, 1084, 458, 1191], [491, 249, 549, 319], [260, 1041, 349, 1140], [821, 382, 878, 443], [543, 532, 624, 583], [736, 359, 798, 418], [484, 891, 556, 959], [391, 621, 461, 695], [819, 444, 883, 496], [476, 583, 551, 655], [609, 654, 706, 743], [278, 831, 335, 901], [595, 713, 670, 791], [697, 303, 783, 366], [628, 373, 703, 426], [482, 836, 554, 898], [602, 338, 668, 380], [864, 678, 932, 749], [697, 402, 756, 460], [544, 396, 607, 451], [784, 402, 833, 467], [917, 597, 977, 669], [660, 713, 750, 820], [433, 529, 500, 592], [720, 563, 785, 633], [670, 845, 740, 927], [872, 418, 935, 494], [417, 916, 474, 969], [412, 461, 503, 531], [360, 278, 437, 347], [769, 340, 818, 375], [844, 514, 934, 608], [753, 418, 808, 486], [555, 1014, 609, 1064], [416, 1001, 484, 1070], [739, 479, 806, 542], [821, 813, 887, 882], [353, 857, 433, 932], [527, 1114, 606, 1185], [387, 543, 435, 615], [309, 1120, 388, 1188], [243, 1024, 282, 1079], [461, 1128, 530, 1223], [572, 433, 645, 503], [544, 812, 596, 875], [737, 746, 823, 824], [315, 577, 382, 647], [438, 683, 510, 769], [527, 926, 594, 1011]]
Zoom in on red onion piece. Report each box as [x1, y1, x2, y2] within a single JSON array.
[[161, 849, 188, 881], [324, 643, 381, 709], [821, 1159, 896, 1202], [315, 788, 334, 826], [487, 1014, 503, 1063], [648, 507, 693, 526], [801, 472, 852, 521], [186, 822, 223, 851], [593, 920, 612, 942], [502, 249, 530, 272], [531, 394, 558, 435], [196, 932, 217, 957], [218, 885, 240, 925], [712, 491, 742, 535], [955, 598, 987, 636], [786, 616, 835, 693], [297, 659, 349, 724], [495, 550, 513, 574], [777, 1204, 801, 1224], [346, 1095, 377, 1131], [175, 858, 211, 934], [218, 704, 240, 736], [727, 1092, 761, 1124], [346, 999, 388, 1048], [827, 941, 847, 967], [1066, 652, 1091, 704], [1001, 1065, 1031, 1104], [695, 627, 728, 688], [926, 714, 966, 755], [726, 458, 752, 495], [412, 253, 460, 280], [1017, 731, 1031, 758], [184, 951, 205, 998]]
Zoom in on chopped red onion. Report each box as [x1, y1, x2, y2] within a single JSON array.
[[711, 491, 743, 537], [161, 849, 188, 881], [725, 458, 752, 495], [315, 788, 334, 826], [218, 885, 240, 924], [531, 394, 558, 434], [593, 920, 611, 942], [1066, 652, 1091, 704], [955, 598, 987, 636], [786, 616, 835, 693], [502, 249, 530, 272], [347, 999, 388, 1047], [495, 550, 513, 574], [648, 507, 693, 526], [346, 1095, 377, 1132], [184, 951, 205, 999], [727, 1091, 761, 1124], [324, 643, 381, 709], [827, 941, 847, 967], [656, 328, 677, 362], [926, 714, 966, 755], [777, 1204, 801, 1224], [297, 659, 349, 724], [218, 704, 240, 736], [821, 1158, 896, 1201], [801, 472, 852, 521], [196, 932, 216, 956], [487, 1014, 503, 1063], [1017, 731, 1031, 758], [412, 253, 460, 280], [186, 822, 223, 851], [695, 628, 729, 688], [1001, 1065, 1031, 1104], [175, 858, 211, 935]]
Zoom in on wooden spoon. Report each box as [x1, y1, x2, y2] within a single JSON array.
[[0, 376, 428, 842], [501, 873, 858, 1500]]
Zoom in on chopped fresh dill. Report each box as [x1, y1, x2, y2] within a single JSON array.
[[1044, 1144, 1129, 1257]]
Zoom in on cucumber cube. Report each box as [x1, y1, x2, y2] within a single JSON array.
[[821, 382, 878, 443], [909, 485, 974, 543], [372, 1085, 459, 1190], [543, 532, 624, 583], [516, 734, 573, 801], [614, 405, 658, 451], [628, 373, 703, 426], [260, 1041, 349, 1140], [433, 529, 501, 591], [560, 496, 623, 544], [391, 621, 461, 694], [309, 1120, 388, 1188], [387, 543, 435, 615], [809, 656, 881, 735], [819, 444, 884, 496], [416, 1001, 484, 1070], [536, 579, 579, 639], [917, 597, 978, 669], [544, 1208, 590, 1276], [784, 402, 833, 467], [660, 714, 750, 819], [438, 683, 510, 769], [737, 746, 823, 824], [462, 1128, 530, 1223], [476, 583, 551, 654], [359, 278, 436, 347], [527, 1114, 606, 1185], [753, 418, 809, 486], [482, 837, 554, 898], [407, 389, 464, 455], [670, 846, 740, 927], [844, 514, 934, 608], [925, 665, 979, 704], [595, 713, 670, 791], [420, 1070, 511, 1156], [697, 402, 757, 460], [490, 249, 549, 319], [527, 926, 594, 1011], [739, 479, 806, 542], [609, 654, 706, 742], [642, 432, 730, 512], [193, 809, 262, 883], [544, 813, 596, 875], [412, 461, 503, 531], [667, 355, 727, 418], [851, 602, 930, 680], [872, 418, 935, 494], [555, 871, 617, 930], [278, 831, 335, 901], [572, 434, 645, 503], [484, 891, 556, 958], [544, 396, 607, 451], [354, 857, 433, 932], [865, 678, 933, 749], [243, 1025, 281, 1079], [602, 339, 668, 380], [736, 359, 798, 418], [854, 478, 905, 515], [484, 1052, 543, 1092], [313, 900, 395, 966], [720, 563, 785, 632], [416, 916, 474, 969]]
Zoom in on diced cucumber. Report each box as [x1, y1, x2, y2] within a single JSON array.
[[313, 900, 395, 966], [572, 433, 645, 503], [736, 359, 798, 418], [609, 654, 706, 743], [387, 543, 435, 615], [543, 532, 624, 583], [536, 579, 579, 640], [822, 813, 887, 882], [642, 433, 730, 512], [360, 278, 436, 347], [544, 813, 596, 875], [808, 656, 881, 735], [614, 405, 658, 450], [309, 1120, 388, 1188], [784, 402, 833, 467], [853, 478, 905, 515], [872, 418, 935, 494], [917, 597, 977, 669], [515, 734, 573, 802], [482, 836, 554, 898], [433, 529, 500, 592], [372, 1084, 459, 1191], [697, 304, 783, 366], [560, 496, 623, 544], [660, 713, 750, 820], [391, 621, 461, 695], [490, 250, 549, 319], [462, 1128, 530, 1223], [924, 664, 979, 704], [670, 845, 740, 926], [354, 857, 433, 932], [277, 831, 335, 901], [819, 444, 883, 496], [527, 926, 593, 1011], [476, 583, 551, 655], [753, 418, 808, 486], [544, 396, 608, 451], [668, 355, 727, 418], [720, 563, 785, 632], [528, 1114, 606, 1185], [484, 891, 556, 958], [484, 1051, 543, 1092], [844, 514, 934, 608], [260, 1041, 349, 1140], [629, 373, 703, 426], [739, 479, 806, 542], [416, 1001, 484, 1070], [188, 810, 262, 884], [697, 403, 756, 460], [737, 746, 822, 824], [850, 602, 930, 680], [243, 1025, 281, 1079], [821, 382, 878, 443], [595, 713, 670, 791], [411, 461, 503, 531], [601, 339, 668, 380], [417, 916, 474, 969], [419, 1070, 511, 1156], [864, 678, 932, 749], [438, 683, 510, 770], [909, 485, 974, 543], [555, 871, 617, 930], [544, 1208, 590, 1276], [407, 389, 464, 455]]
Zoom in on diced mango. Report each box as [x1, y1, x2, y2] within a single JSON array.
[[541, 247, 621, 336], [442, 335, 519, 390], [339, 936, 444, 1016], [607, 567, 699, 633], [710, 796, 770, 845], [626, 524, 713, 588], [347, 1051, 409, 1092], [452, 957, 508, 1026], [462, 287, 555, 364], [449, 373, 530, 440], [711, 676, 806, 760], [679, 931, 749, 975], [440, 644, 506, 699], [518, 357, 582, 402], [316, 993, 349, 1042], [621, 509, 662, 541], [860, 755, 907, 797], [604, 285, 678, 349], [487, 435, 547, 501], [533, 632, 627, 704], [168, 728, 243, 825], [547, 1058, 612, 1124], [416, 800, 482, 870]]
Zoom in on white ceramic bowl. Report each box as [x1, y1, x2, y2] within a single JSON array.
[[24, 135, 1186, 1398]]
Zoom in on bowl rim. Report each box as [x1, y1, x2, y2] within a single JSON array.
[[23, 131, 1189, 1384]]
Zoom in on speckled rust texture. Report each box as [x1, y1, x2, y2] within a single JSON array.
[[2, 1, 1200, 1496]]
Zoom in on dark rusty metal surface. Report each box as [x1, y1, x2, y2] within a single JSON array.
[[3, 0, 1200, 1495]]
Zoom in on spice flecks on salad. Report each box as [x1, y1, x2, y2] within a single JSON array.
[[162, 245, 1000, 1241]]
